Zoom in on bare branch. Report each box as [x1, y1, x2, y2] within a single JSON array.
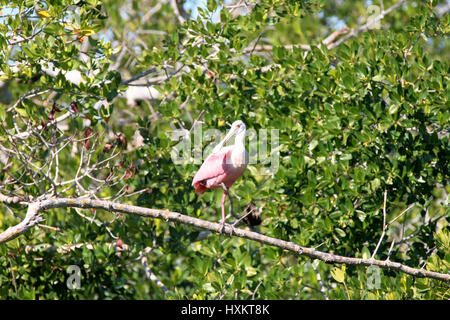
[[0, 202, 43, 243], [371, 190, 388, 259], [241, 25, 350, 54], [170, 0, 188, 24], [328, 0, 408, 50], [0, 197, 448, 282]]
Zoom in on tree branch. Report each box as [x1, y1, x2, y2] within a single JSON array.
[[170, 0, 188, 24], [240, 24, 350, 55], [0, 197, 449, 282], [328, 0, 408, 50], [0, 202, 43, 243]]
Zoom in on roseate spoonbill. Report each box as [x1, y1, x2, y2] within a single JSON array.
[[192, 120, 249, 229]]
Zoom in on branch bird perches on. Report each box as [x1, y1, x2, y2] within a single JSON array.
[[0, 196, 449, 283]]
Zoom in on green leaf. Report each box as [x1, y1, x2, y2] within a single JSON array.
[[0, 106, 5, 121], [331, 266, 346, 283], [362, 246, 371, 260]]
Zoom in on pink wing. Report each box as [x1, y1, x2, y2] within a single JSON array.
[[192, 151, 229, 193]]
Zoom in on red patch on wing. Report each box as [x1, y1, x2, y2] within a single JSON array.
[[194, 182, 208, 194], [192, 151, 228, 190]]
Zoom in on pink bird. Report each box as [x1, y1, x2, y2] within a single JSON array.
[[192, 120, 249, 227]]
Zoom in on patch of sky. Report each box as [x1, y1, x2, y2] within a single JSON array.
[[184, 0, 233, 23]]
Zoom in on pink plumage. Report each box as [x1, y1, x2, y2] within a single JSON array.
[[192, 147, 245, 193], [192, 121, 249, 226]]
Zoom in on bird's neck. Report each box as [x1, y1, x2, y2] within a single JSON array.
[[234, 131, 245, 147], [231, 131, 247, 167]]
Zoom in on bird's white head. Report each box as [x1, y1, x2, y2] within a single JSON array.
[[213, 120, 247, 153], [229, 120, 246, 136]]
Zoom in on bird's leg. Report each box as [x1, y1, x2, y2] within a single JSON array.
[[220, 183, 229, 221], [219, 190, 227, 234], [228, 190, 241, 220], [220, 183, 235, 217], [227, 190, 234, 217], [220, 183, 236, 236]]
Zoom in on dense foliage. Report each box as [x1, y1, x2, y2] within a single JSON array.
[[0, 0, 448, 299]]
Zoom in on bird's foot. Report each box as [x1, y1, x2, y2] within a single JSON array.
[[227, 223, 235, 236], [219, 220, 226, 234], [218, 220, 235, 236]]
